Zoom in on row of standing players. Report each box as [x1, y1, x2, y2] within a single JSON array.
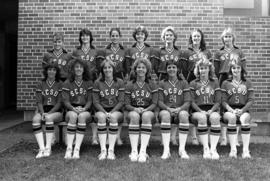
[[33, 26, 253, 162]]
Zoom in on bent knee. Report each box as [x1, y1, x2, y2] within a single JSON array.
[[179, 110, 189, 124], [209, 112, 220, 125]]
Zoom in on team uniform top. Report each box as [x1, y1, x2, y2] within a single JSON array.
[[190, 79, 221, 108], [221, 79, 254, 108], [42, 49, 72, 80], [125, 81, 158, 108], [72, 47, 99, 78], [92, 78, 125, 109], [157, 46, 185, 76], [213, 47, 246, 76], [182, 47, 212, 82], [36, 80, 62, 110], [159, 79, 191, 108], [62, 80, 93, 107], [98, 44, 126, 79]]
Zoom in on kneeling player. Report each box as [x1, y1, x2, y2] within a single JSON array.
[[158, 60, 190, 159], [190, 57, 221, 159], [93, 59, 124, 160], [221, 57, 254, 159]]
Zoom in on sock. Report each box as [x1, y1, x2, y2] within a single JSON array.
[[139, 124, 152, 154], [179, 123, 189, 151], [98, 122, 107, 151], [108, 122, 118, 151], [161, 122, 171, 153]]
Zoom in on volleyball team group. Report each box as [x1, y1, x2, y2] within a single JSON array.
[[32, 25, 254, 162]]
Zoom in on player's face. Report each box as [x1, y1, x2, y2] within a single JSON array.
[[167, 64, 178, 77], [164, 31, 174, 44], [223, 34, 233, 46], [53, 39, 63, 50], [192, 31, 201, 45], [231, 64, 241, 77], [47, 67, 57, 79], [81, 34, 90, 44], [136, 62, 147, 77], [199, 65, 209, 78], [74, 63, 84, 77], [136, 31, 145, 43], [103, 63, 113, 78], [110, 30, 120, 44]]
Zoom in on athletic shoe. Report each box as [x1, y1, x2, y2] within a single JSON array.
[[107, 150, 116, 160], [161, 151, 171, 160], [211, 150, 220, 160], [129, 151, 138, 162], [138, 152, 149, 163], [92, 138, 99, 145], [220, 137, 227, 146], [229, 150, 237, 158], [64, 148, 73, 159], [192, 137, 199, 145], [203, 148, 211, 159], [72, 148, 80, 159], [98, 150, 107, 160], [36, 149, 44, 159], [43, 148, 51, 157], [242, 151, 251, 159], [179, 150, 190, 159]]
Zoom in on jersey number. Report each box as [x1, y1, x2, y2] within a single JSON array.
[[235, 96, 239, 104], [137, 98, 145, 106], [203, 96, 209, 104], [47, 97, 52, 105], [169, 95, 176, 103]]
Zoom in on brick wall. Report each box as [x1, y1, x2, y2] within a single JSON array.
[[17, 0, 270, 113]]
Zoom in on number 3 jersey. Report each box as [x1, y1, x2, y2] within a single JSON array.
[[62, 80, 93, 106], [92, 78, 125, 109], [125, 81, 158, 108], [36, 80, 62, 106], [159, 79, 190, 108], [221, 79, 254, 108], [190, 79, 221, 108]]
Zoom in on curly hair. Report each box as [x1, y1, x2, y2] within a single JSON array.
[[161, 26, 177, 46], [193, 55, 215, 81], [42, 63, 61, 82], [132, 25, 148, 41], [79, 28, 94, 49], [99, 59, 117, 82], [69, 58, 91, 82], [188, 29, 207, 51], [131, 57, 152, 83]]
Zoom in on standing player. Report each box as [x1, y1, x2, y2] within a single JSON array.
[[182, 29, 212, 145], [42, 32, 72, 82], [72, 28, 98, 145], [62, 58, 93, 159], [32, 63, 63, 158], [157, 26, 186, 145], [221, 58, 254, 158], [190, 58, 221, 159], [124, 25, 158, 82], [158, 60, 190, 159], [214, 27, 246, 146], [93, 59, 125, 160], [125, 58, 158, 163]]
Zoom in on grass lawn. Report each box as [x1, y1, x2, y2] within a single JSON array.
[[0, 141, 270, 181]]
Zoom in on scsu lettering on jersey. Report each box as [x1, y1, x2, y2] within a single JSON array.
[[52, 58, 67, 66], [81, 55, 94, 62], [161, 55, 178, 62], [100, 89, 118, 97], [132, 52, 149, 60], [220, 53, 239, 61], [195, 87, 214, 96], [42, 89, 59, 97], [164, 88, 183, 96], [131, 90, 150, 98], [189, 53, 206, 61], [107, 54, 124, 62], [70, 88, 87, 96], [227, 87, 247, 95]]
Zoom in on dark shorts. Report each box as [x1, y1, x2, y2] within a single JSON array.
[[43, 105, 54, 113]]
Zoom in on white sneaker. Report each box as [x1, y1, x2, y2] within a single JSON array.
[[220, 137, 227, 146], [107, 150, 116, 160], [242, 150, 251, 159], [236, 140, 240, 147], [64, 148, 73, 159], [161, 151, 171, 160], [36, 149, 44, 159], [73, 148, 80, 159], [43, 148, 51, 157], [138, 152, 149, 163], [192, 137, 199, 145], [98, 150, 107, 160], [203, 148, 211, 159], [229, 150, 237, 158], [129, 151, 138, 162], [211, 150, 220, 160], [92, 138, 99, 145], [179, 150, 190, 159]]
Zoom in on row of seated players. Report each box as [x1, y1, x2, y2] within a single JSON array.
[[33, 55, 253, 162]]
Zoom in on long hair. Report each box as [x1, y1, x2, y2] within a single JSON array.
[[164, 59, 183, 81], [227, 56, 247, 81], [220, 27, 236, 46], [188, 29, 206, 51], [42, 63, 60, 82], [161, 26, 178, 47], [131, 57, 152, 83], [69, 58, 91, 82], [193, 56, 215, 81], [106, 27, 124, 49], [79, 28, 94, 49], [99, 59, 117, 82], [132, 25, 149, 41]]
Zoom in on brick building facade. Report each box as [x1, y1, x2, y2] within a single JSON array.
[[17, 0, 270, 119]]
